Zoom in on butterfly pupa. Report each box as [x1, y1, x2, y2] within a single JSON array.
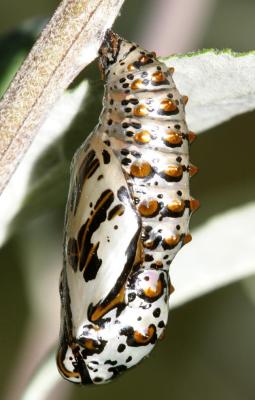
[[56, 30, 198, 385]]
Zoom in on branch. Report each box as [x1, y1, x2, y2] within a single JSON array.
[[0, 0, 125, 194]]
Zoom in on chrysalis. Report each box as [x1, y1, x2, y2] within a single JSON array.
[[57, 31, 199, 385]]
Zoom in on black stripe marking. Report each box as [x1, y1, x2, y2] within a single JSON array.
[[108, 204, 125, 220], [151, 79, 170, 87], [117, 186, 129, 202], [102, 149, 111, 164], [67, 238, 79, 272], [77, 190, 114, 281], [73, 150, 100, 215], [159, 172, 183, 183], [88, 220, 142, 323], [160, 207, 186, 219]]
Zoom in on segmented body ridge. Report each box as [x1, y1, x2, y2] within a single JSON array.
[[57, 31, 198, 385]]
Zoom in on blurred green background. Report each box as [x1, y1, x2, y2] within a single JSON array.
[[0, 0, 255, 399]]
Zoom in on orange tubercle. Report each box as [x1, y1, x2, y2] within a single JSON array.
[[130, 161, 153, 178], [183, 233, 192, 244], [182, 95, 189, 105], [138, 200, 159, 217], [164, 130, 182, 145], [189, 164, 199, 177], [139, 55, 150, 64], [127, 63, 136, 71], [134, 130, 151, 144], [83, 339, 96, 350], [160, 99, 177, 112], [133, 104, 149, 117], [164, 234, 180, 246], [169, 283, 175, 294], [167, 199, 185, 213], [152, 71, 165, 83], [187, 131, 197, 144], [143, 278, 163, 298], [190, 198, 200, 212], [164, 165, 183, 177], [131, 79, 143, 90], [133, 325, 155, 344]]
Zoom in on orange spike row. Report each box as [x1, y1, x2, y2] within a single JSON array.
[[187, 131, 197, 144], [188, 164, 199, 177], [159, 330, 166, 340], [189, 198, 200, 212], [168, 67, 175, 74], [182, 95, 189, 105], [183, 233, 192, 244], [169, 283, 175, 295]]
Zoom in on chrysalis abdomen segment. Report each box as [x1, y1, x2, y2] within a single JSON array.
[[100, 32, 198, 271], [57, 31, 198, 385]]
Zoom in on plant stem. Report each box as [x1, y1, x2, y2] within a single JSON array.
[[0, 0, 125, 195]]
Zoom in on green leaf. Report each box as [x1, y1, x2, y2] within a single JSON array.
[[171, 201, 255, 307], [162, 49, 255, 132]]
